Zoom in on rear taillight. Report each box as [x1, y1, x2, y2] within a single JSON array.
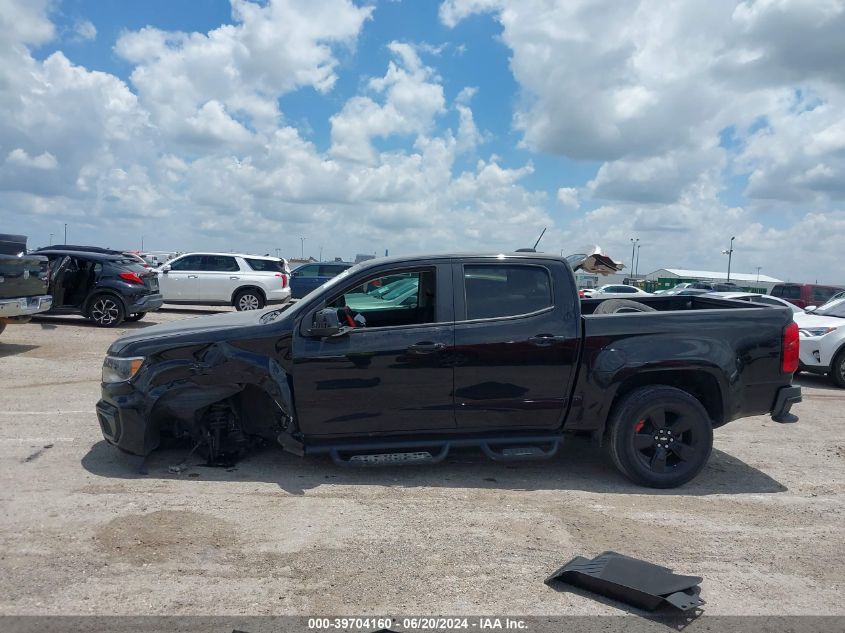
[[276, 273, 288, 288], [782, 321, 799, 373], [119, 271, 145, 285]]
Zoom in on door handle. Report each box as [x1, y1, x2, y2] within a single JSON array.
[[407, 341, 446, 354], [230, 276, 240, 280], [528, 334, 566, 347], [187, 275, 199, 279]]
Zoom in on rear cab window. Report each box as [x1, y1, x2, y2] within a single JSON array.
[[463, 264, 552, 320]]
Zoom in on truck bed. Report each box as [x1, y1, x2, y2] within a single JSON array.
[[572, 294, 794, 430], [580, 294, 767, 314]]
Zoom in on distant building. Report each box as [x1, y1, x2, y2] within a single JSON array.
[[646, 268, 783, 292], [354, 253, 375, 264]]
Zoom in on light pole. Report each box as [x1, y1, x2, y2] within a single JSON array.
[[141, 235, 144, 251], [721, 236, 736, 282], [63, 223, 67, 243], [299, 237, 306, 260], [635, 244, 641, 277], [630, 237, 639, 277], [756, 266, 761, 284]]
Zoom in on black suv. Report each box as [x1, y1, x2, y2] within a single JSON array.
[[34, 247, 163, 327]]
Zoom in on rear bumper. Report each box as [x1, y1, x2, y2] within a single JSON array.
[[771, 385, 802, 423], [0, 294, 52, 319], [129, 293, 163, 313], [266, 288, 292, 304]]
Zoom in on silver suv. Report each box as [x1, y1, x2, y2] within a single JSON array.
[[157, 253, 291, 310]]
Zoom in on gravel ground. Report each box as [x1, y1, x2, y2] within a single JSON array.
[[0, 308, 843, 617]]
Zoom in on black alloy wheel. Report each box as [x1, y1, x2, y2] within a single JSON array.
[[88, 295, 125, 327], [608, 385, 713, 488]]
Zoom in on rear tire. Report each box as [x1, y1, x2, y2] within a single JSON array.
[[234, 288, 265, 311], [87, 294, 125, 327], [608, 385, 713, 488], [831, 348, 845, 388], [125, 312, 146, 322], [594, 299, 656, 314]]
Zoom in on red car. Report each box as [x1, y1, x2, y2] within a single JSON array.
[[770, 283, 845, 309]]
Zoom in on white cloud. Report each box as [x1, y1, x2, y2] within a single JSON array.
[[441, 0, 845, 281], [1, 0, 844, 284], [115, 0, 373, 142], [73, 19, 96, 42], [6, 149, 57, 169], [330, 41, 446, 163], [556, 187, 579, 209]]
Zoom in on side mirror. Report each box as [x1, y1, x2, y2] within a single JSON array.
[[805, 305, 817, 312], [161, 264, 170, 274], [309, 308, 346, 338]]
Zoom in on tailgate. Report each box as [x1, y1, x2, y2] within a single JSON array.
[[143, 270, 159, 293], [0, 254, 49, 300]]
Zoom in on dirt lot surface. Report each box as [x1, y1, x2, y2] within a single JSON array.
[[0, 308, 843, 617]]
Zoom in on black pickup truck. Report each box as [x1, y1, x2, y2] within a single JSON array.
[[0, 234, 52, 336], [96, 253, 801, 488]]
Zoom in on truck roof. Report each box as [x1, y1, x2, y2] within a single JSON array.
[[345, 252, 623, 276]]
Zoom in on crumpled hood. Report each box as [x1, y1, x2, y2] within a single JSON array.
[[109, 308, 277, 354]]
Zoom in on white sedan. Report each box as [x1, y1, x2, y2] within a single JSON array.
[[592, 284, 651, 298]]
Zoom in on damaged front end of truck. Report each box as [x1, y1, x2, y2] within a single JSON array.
[[96, 309, 302, 466]]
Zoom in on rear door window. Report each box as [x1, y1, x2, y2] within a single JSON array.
[[202, 255, 239, 272], [463, 264, 552, 320]]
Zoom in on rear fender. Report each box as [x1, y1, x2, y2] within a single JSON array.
[[566, 333, 732, 434]]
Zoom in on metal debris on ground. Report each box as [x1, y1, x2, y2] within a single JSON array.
[[545, 551, 705, 612]]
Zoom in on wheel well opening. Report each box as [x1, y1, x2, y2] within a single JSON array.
[[85, 290, 126, 312], [232, 285, 266, 304], [609, 370, 724, 431]]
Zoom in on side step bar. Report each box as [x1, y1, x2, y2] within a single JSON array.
[[313, 435, 562, 467]]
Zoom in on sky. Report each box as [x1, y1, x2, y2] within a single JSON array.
[[1, 0, 844, 282]]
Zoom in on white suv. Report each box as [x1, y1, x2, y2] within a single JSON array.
[[798, 297, 845, 387], [157, 253, 291, 311]]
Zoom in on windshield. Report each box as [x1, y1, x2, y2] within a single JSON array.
[[813, 297, 845, 318]]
